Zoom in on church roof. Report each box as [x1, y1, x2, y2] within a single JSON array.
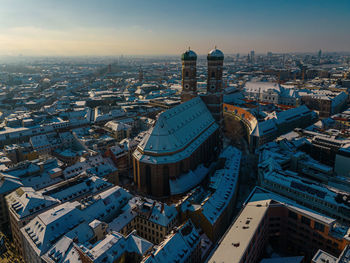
[[181, 49, 197, 61], [207, 48, 224, 60], [134, 97, 218, 164]]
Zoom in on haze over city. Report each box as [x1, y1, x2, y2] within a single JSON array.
[[1, 0, 350, 56], [1, 1, 350, 263]]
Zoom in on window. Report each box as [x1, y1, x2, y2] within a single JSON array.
[[163, 166, 169, 177], [270, 217, 280, 221], [180, 161, 184, 173], [211, 72, 215, 78], [145, 165, 151, 193], [185, 71, 189, 77], [288, 210, 298, 220], [301, 216, 310, 226], [314, 221, 325, 232]]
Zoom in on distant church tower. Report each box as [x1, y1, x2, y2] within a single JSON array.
[[181, 48, 197, 102], [138, 66, 144, 82], [205, 47, 224, 129]]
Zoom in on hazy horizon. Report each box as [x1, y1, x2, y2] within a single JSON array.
[[1, 0, 349, 56]]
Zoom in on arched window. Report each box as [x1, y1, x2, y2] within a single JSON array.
[[163, 165, 170, 195], [185, 71, 189, 77], [211, 71, 215, 78], [145, 165, 151, 193], [163, 165, 169, 177]]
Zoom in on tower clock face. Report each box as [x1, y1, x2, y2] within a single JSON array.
[[210, 85, 216, 92], [184, 84, 189, 90]]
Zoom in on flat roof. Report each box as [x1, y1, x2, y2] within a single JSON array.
[[208, 200, 269, 263], [312, 249, 337, 263], [260, 256, 304, 263]]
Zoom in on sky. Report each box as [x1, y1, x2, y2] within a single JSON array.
[[0, 0, 349, 56]]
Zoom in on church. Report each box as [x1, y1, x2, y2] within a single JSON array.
[[133, 48, 225, 197]]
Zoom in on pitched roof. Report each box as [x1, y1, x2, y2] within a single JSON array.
[[138, 97, 217, 155]]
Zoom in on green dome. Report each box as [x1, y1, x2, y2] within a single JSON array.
[[181, 49, 197, 61], [207, 48, 224, 61]]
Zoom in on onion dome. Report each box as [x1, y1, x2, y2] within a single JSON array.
[[207, 48, 224, 61], [181, 48, 197, 61]]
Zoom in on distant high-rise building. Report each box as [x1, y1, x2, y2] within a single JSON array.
[[318, 49, 322, 58], [138, 67, 144, 82], [250, 50, 255, 63]]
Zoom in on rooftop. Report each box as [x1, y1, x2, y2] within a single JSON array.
[[134, 97, 218, 164], [142, 220, 200, 263], [208, 200, 269, 263]]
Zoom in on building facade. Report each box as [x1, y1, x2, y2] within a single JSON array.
[[133, 97, 219, 197], [208, 187, 350, 263], [133, 48, 225, 197]]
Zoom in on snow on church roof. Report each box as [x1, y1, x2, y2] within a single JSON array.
[[135, 97, 218, 163], [170, 164, 209, 195]]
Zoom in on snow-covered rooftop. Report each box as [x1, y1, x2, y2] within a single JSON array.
[[83, 231, 152, 262], [136, 97, 218, 158], [6, 187, 59, 219], [21, 185, 132, 256], [142, 220, 200, 263], [202, 147, 241, 224]]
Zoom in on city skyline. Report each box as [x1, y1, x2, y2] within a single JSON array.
[[1, 0, 350, 56], [0, 3, 350, 261]]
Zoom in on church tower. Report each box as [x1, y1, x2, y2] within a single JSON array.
[[138, 66, 144, 82], [181, 48, 197, 102], [205, 48, 224, 129]]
